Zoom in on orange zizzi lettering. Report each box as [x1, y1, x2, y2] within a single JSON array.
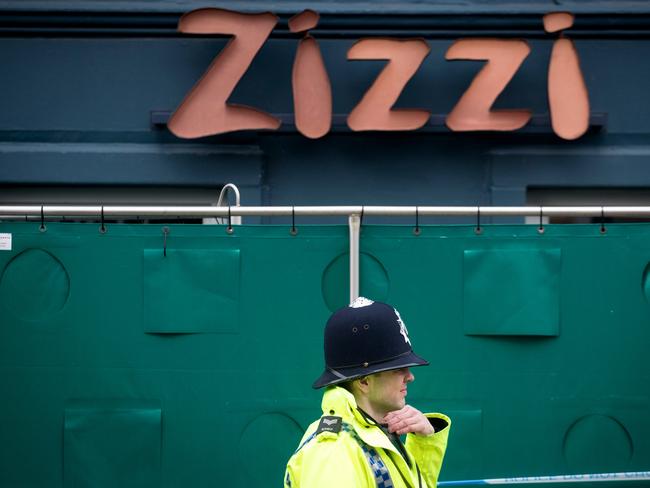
[[169, 9, 591, 140], [545, 12, 590, 140], [168, 8, 281, 138], [445, 39, 532, 131], [290, 10, 332, 139], [347, 38, 430, 131]]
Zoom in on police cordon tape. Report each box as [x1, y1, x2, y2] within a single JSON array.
[[438, 471, 650, 486]]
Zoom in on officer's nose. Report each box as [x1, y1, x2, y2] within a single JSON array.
[[404, 368, 414, 384]]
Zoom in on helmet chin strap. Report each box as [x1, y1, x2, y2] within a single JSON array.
[[327, 367, 348, 379]]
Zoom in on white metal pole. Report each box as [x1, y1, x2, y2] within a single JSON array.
[[349, 213, 361, 304]]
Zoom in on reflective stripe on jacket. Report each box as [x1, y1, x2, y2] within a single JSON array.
[[284, 386, 451, 488]]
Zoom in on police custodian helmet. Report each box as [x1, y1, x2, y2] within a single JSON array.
[[312, 297, 429, 389]]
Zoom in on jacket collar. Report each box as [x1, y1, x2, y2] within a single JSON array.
[[320, 386, 398, 453]]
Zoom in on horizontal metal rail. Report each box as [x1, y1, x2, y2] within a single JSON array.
[[2, 205, 650, 219]]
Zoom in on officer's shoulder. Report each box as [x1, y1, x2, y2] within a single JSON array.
[[302, 417, 360, 465], [314, 415, 344, 436], [300, 415, 346, 449]]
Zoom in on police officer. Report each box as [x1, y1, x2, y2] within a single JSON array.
[[284, 297, 451, 488]]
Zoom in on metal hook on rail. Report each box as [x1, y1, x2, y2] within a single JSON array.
[[99, 206, 106, 234], [538, 206, 545, 234], [600, 206, 607, 234], [39, 205, 46, 232], [413, 206, 421, 236], [226, 205, 234, 234], [475, 205, 482, 235], [290, 206, 298, 236], [162, 226, 169, 257]]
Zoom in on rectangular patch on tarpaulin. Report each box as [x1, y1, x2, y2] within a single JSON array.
[[64, 399, 161, 488], [463, 248, 561, 336], [143, 248, 240, 334]]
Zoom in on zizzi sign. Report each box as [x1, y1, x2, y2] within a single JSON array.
[[168, 9, 590, 140]]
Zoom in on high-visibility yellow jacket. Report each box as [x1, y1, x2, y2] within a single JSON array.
[[284, 386, 451, 488]]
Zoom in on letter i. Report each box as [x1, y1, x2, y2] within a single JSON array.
[[544, 12, 590, 140], [289, 10, 332, 138]]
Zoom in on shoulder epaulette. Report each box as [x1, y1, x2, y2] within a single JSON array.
[[315, 415, 343, 435], [293, 416, 345, 454]]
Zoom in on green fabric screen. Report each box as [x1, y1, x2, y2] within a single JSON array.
[[463, 247, 561, 336], [0, 248, 70, 321], [0, 222, 649, 487], [64, 399, 162, 488], [143, 248, 240, 334]]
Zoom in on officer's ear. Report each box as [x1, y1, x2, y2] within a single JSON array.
[[356, 376, 371, 394]]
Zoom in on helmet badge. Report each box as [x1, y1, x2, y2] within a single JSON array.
[[394, 309, 411, 345], [350, 297, 374, 308]]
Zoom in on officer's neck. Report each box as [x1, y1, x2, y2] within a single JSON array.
[[353, 395, 389, 424]]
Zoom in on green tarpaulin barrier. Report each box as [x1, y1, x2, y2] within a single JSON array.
[[64, 399, 161, 488], [143, 248, 240, 334], [463, 247, 561, 336], [0, 222, 649, 487]]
